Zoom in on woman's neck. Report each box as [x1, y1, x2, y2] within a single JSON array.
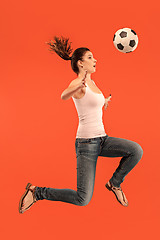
[[77, 72, 92, 81]]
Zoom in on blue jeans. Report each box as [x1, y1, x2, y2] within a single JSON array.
[[34, 134, 143, 206]]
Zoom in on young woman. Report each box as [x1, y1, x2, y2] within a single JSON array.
[[19, 36, 143, 213]]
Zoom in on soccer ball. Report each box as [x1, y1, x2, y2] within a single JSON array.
[[113, 28, 138, 53]]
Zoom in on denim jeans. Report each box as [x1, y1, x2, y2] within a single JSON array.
[[34, 134, 143, 206]]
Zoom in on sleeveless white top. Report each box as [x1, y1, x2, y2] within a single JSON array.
[[72, 80, 107, 138]]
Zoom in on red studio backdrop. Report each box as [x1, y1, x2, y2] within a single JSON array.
[[0, 0, 160, 239]]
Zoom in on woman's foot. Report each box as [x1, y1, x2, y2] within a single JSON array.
[[105, 180, 128, 207], [19, 183, 37, 214]]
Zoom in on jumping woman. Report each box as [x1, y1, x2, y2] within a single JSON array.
[[19, 36, 143, 213]]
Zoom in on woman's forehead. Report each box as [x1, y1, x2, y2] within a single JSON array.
[[84, 51, 93, 56]]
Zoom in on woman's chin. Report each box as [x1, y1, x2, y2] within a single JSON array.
[[87, 68, 96, 74]]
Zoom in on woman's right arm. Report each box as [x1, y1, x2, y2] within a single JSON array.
[[61, 71, 88, 100], [61, 81, 82, 100]]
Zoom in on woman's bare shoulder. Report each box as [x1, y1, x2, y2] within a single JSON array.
[[68, 78, 80, 88], [68, 78, 84, 99]]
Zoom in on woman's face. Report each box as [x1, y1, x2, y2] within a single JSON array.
[[79, 51, 97, 74]]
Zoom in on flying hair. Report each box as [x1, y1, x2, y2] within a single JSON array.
[[45, 35, 90, 75], [45, 35, 73, 60]]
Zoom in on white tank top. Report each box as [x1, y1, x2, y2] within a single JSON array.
[[72, 80, 107, 138]]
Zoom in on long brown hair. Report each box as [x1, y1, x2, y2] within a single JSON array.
[[46, 36, 90, 75]]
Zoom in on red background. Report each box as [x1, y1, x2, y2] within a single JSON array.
[[0, 0, 159, 239]]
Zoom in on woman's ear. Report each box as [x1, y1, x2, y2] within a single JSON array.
[[77, 60, 83, 68]]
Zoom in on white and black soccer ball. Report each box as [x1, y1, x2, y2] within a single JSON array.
[[113, 28, 138, 53]]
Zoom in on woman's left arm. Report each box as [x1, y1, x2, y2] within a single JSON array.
[[104, 94, 112, 110]]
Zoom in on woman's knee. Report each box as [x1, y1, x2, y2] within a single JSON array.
[[132, 142, 143, 159], [78, 198, 91, 206], [77, 192, 92, 206]]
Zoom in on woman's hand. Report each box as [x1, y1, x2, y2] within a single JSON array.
[[79, 70, 88, 88], [104, 94, 112, 110]]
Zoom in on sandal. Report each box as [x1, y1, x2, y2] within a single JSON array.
[[19, 183, 37, 214], [105, 180, 128, 207]]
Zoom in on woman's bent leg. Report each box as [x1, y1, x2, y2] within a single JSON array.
[[34, 154, 97, 206], [99, 136, 143, 187]]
